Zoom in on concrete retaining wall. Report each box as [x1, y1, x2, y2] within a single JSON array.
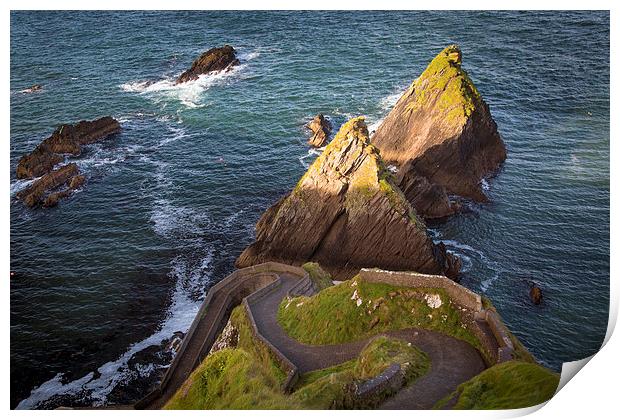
[[359, 268, 482, 311], [484, 310, 515, 363]]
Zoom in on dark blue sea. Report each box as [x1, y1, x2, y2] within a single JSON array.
[[10, 11, 610, 409]]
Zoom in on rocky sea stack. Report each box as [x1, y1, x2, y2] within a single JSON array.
[[176, 45, 240, 84], [236, 116, 460, 280], [372, 45, 507, 218], [15, 116, 120, 207], [306, 114, 331, 148]]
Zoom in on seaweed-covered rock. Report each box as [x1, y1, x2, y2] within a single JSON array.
[[306, 114, 331, 148], [16, 116, 120, 179], [236, 116, 460, 280], [372, 45, 506, 209], [176, 45, 240, 84]]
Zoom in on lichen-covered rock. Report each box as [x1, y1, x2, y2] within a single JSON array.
[[372, 45, 507, 210], [306, 114, 331, 148], [176, 45, 239, 84], [16, 116, 120, 179], [236, 116, 460, 280], [16, 163, 79, 208]]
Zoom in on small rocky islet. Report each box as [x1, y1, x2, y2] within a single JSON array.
[[13, 45, 240, 208], [175, 44, 239, 84], [15, 116, 121, 207]]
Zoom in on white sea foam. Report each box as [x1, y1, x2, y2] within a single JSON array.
[[438, 238, 502, 292], [120, 49, 258, 108], [17, 245, 215, 409], [10, 178, 36, 196], [298, 147, 323, 169]]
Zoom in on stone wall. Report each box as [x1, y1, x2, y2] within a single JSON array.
[[358, 268, 514, 366], [359, 268, 482, 311], [135, 262, 307, 408], [354, 363, 404, 403]]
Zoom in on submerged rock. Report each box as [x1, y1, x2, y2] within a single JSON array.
[[16, 163, 79, 208], [306, 114, 331, 148], [236, 116, 460, 280], [372, 45, 507, 216], [176, 45, 240, 84], [16, 116, 121, 179], [530, 285, 543, 305]]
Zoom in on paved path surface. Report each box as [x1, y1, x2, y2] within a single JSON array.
[[247, 274, 487, 409]]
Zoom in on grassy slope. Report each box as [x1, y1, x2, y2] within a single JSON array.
[[278, 276, 483, 357], [293, 335, 430, 409], [164, 305, 294, 409], [435, 361, 560, 409], [165, 305, 429, 409]]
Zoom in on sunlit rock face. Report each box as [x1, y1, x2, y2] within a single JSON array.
[[372, 45, 507, 217], [236, 116, 460, 280]]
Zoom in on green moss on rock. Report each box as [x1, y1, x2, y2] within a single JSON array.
[[302, 262, 334, 291], [407, 44, 481, 125]]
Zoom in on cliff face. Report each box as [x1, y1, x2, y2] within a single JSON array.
[[372, 45, 506, 215], [236, 117, 460, 280], [176, 45, 240, 84]]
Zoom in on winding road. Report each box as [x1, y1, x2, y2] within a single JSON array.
[[247, 272, 486, 409], [137, 265, 488, 409]]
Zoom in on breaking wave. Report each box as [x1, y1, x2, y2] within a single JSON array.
[[120, 49, 259, 108]]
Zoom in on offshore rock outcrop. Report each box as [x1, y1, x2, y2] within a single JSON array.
[[15, 116, 120, 207], [306, 114, 331, 148], [236, 117, 460, 280], [16, 116, 120, 179], [16, 163, 83, 208], [372, 45, 507, 218], [176, 45, 240, 84]]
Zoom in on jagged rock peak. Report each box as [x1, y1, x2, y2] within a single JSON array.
[[372, 44, 507, 209], [236, 116, 460, 281]]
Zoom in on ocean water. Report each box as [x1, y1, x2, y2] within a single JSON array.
[[10, 11, 609, 409]]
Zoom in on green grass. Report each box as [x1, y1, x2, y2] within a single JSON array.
[[166, 306, 430, 409], [278, 276, 484, 358], [302, 262, 333, 291], [434, 361, 560, 409], [165, 306, 297, 409]]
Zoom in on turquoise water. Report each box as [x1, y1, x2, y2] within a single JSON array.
[[10, 11, 609, 409]]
